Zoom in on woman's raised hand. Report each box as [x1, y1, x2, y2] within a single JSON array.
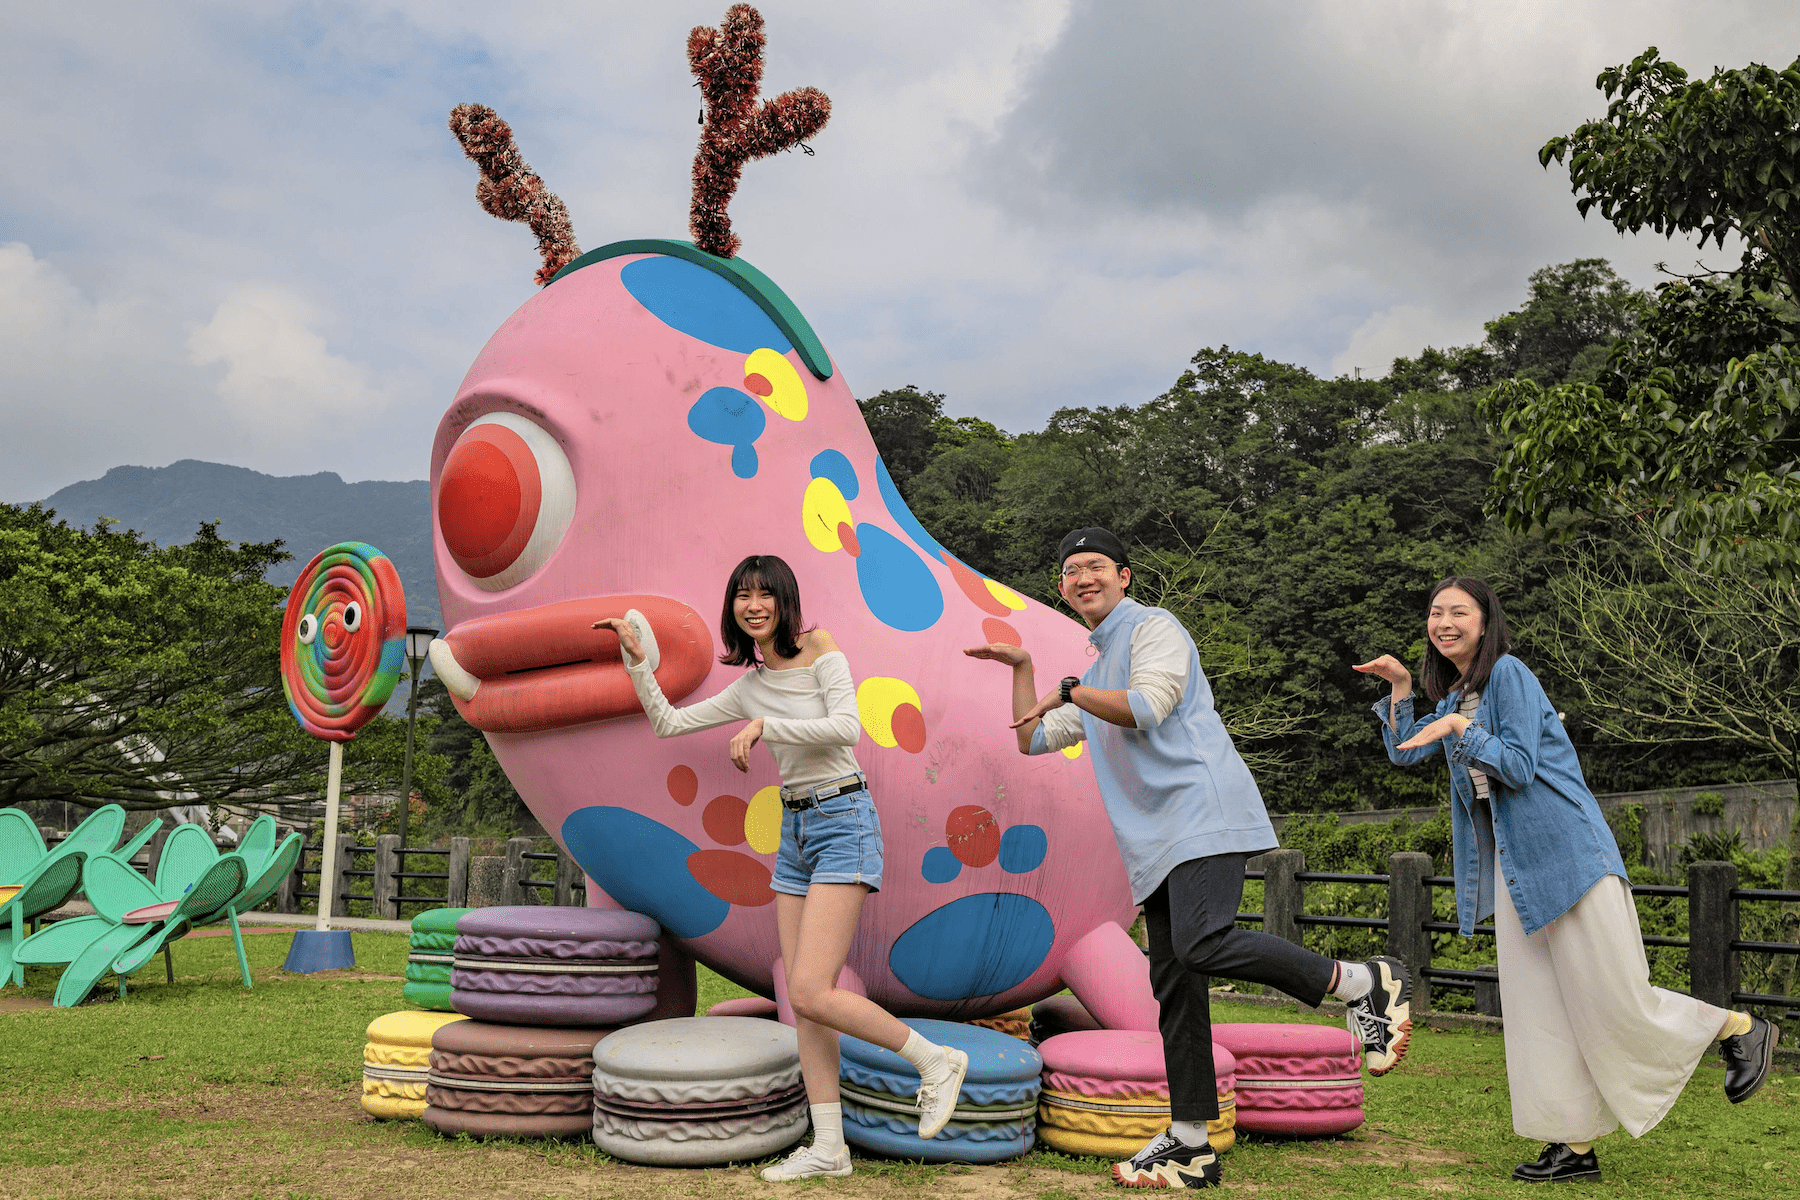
[[1396, 712, 1470, 750], [592, 616, 645, 665], [1353, 654, 1412, 692]]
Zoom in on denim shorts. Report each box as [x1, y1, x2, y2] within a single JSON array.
[[771, 788, 883, 896]]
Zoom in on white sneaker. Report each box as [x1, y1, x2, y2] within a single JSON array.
[[760, 1142, 852, 1181], [915, 1046, 969, 1139]]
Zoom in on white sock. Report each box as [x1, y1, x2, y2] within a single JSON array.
[[1169, 1119, 1209, 1148], [810, 1102, 845, 1154], [898, 1030, 949, 1084], [1331, 960, 1372, 1002]]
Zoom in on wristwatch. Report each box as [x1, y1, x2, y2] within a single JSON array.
[[1059, 676, 1080, 704]]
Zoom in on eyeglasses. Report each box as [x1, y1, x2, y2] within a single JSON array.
[[1061, 563, 1116, 581]]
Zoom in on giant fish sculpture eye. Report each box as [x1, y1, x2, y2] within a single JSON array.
[[428, 4, 1148, 1022]]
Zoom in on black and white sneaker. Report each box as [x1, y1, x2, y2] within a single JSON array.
[[1111, 1132, 1221, 1189], [1345, 955, 1413, 1075]]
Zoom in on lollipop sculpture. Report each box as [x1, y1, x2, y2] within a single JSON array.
[[279, 542, 406, 971]]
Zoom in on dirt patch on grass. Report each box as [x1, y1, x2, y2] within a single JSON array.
[[0, 995, 52, 1013], [0, 1086, 1109, 1200]]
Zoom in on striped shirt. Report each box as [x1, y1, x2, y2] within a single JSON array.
[[1458, 691, 1490, 800]]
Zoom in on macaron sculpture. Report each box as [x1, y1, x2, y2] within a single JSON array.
[[405, 907, 468, 1012], [838, 1018, 1042, 1163], [591, 1016, 807, 1166], [1035, 1028, 1238, 1158], [450, 906, 660, 1026], [1209, 1023, 1364, 1137], [362, 1010, 470, 1119], [423, 1020, 614, 1139]]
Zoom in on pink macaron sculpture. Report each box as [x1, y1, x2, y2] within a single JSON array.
[[427, 5, 1150, 1023]]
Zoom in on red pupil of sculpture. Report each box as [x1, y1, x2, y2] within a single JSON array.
[[440, 426, 543, 578]]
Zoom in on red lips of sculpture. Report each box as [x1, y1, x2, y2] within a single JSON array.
[[444, 595, 713, 733]]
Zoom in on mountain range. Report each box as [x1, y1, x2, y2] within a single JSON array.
[[37, 460, 441, 629]]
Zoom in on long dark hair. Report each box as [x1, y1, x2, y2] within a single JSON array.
[[1420, 576, 1512, 703], [719, 555, 807, 667]]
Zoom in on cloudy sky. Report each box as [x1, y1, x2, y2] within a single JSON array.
[[3, 1, 1794, 500]]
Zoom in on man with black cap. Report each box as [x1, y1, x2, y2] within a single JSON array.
[[967, 527, 1412, 1190]]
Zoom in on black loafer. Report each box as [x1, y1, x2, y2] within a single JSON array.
[[1720, 1015, 1780, 1104], [1511, 1143, 1601, 1184]]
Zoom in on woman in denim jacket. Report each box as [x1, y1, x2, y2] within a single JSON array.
[[1356, 576, 1775, 1184]]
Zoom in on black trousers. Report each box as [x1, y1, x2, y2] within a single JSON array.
[[1143, 852, 1337, 1121]]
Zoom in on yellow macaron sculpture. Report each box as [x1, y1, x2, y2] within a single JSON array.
[[362, 1010, 470, 1118]]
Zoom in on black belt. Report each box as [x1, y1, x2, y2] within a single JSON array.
[[780, 773, 867, 811]]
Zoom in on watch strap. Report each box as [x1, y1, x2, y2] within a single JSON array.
[[1059, 676, 1080, 704]]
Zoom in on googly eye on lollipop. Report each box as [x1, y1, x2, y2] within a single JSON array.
[[281, 542, 407, 741]]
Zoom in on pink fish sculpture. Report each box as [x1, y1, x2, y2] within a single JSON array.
[[427, 6, 1154, 1024]]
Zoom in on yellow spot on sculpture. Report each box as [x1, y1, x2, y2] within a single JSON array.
[[858, 676, 923, 748], [802, 477, 855, 552], [1062, 742, 1084, 761], [984, 579, 1028, 611], [745, 348, 808, 420], [744, 786, 782, 854]]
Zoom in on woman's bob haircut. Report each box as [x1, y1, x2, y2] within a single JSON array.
[[1420, 576, 1513, 703], [719, 555, 807, 667]]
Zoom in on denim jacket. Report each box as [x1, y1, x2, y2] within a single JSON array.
[[1373, 654, 1627, 936]]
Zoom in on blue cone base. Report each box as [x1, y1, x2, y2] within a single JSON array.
[[282, 929, 356, 974]]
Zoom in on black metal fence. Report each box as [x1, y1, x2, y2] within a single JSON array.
[[1238, 849, 1800, 1016]]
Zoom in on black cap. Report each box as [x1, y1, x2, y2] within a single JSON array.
[[1058, 527, 1129, 570]]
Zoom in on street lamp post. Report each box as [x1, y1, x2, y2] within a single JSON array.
[[396, 625, 438, 918]]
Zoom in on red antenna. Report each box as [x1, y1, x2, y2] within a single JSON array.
[[448, 104, 581, 286], [687, 5, 831, 258]]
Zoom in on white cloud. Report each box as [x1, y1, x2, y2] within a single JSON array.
[[1331, 305, 1487, 381], [188, 286, 388, 424], [3, 2, 1798, 497]]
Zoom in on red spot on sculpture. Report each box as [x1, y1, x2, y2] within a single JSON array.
[[688, 850, 775, 906], [981, 618, 1021, 647], [946, 805, 1000, 868], [703, 794, 749, 846], [837, 522, 861, 557], [891, 703, 927, 754], [668, 765, 698, 806], [744, 373, 773, 396]]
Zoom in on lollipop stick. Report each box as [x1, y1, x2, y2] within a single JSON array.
[[315, 741, 344, 932]]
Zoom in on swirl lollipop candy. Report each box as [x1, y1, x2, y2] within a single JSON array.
[[280, 542, 407, 741]]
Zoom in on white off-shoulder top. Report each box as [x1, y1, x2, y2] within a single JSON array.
[[622, 648, 864, 790]]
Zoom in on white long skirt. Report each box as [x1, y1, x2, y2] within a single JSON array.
[[1494, 868, 1727, 1141]]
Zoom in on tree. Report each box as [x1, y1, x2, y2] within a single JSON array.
[[856, 386, 949, 499], [1490, 49, 1800, 580], [1482, 259, 1645, 384], [0, 503, 432, 814]]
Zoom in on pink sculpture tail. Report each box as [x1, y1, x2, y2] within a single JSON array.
[[1061, 920, 1159, 1032]]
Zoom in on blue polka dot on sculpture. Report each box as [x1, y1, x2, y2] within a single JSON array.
[[560, 806, 728, 939], [809, 449, 859, 500], [622, 256, 793, 355], [852, 523, 943, 632], [921, 846, 961, 884], [888, 893, 1055, 1001], [998, 825, 1048, 874], [876, 457, 949, 561], [687, 387, 766, 479]]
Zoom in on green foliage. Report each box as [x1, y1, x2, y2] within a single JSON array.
[[1693, 790, 1727, 817], [1481, 259, 1646, 384], [1542, 47, 1800, 291], [416, 677, 533, 836], [1610, 802, 1647, 866], [0, 504, 435, 814], [1493, 47, 1800, 580]]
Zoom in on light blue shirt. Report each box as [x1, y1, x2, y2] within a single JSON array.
[[1375, 653, 1628, 936], [1030, 597, 1277, 902]]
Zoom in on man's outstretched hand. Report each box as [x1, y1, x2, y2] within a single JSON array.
[[964, 643, 1030, 667]]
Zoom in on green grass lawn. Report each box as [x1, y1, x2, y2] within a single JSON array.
[[0, 929, 1792, 1198]]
